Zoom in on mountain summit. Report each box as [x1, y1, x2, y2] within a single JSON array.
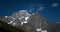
[[0, 10, 50, 32]]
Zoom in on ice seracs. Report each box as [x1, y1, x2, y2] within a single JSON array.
[[41, 30, 47, 32], [21, 22, 24, 25], [36, 28, 47, 32], [8, 21, 14, 24], [12, 22, 16, 25], [19, 18, 22, 20], [5, 16, 8, 18], [32, 13, 35, 15], [25, 17, 29, 20], [36, 28, 42, 32], [23, 21, 28, 24]]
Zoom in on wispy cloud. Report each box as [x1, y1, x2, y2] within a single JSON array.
[[38, 7, 44, 11], [51, 3, 59, 7], [27, 3, 44, 13]]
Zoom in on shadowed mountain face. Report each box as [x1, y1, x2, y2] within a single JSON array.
[[28, 13, 49, 31], [0, 10, 52, 32], [0, 27, 10, 32], [56, 23, 60, 32]]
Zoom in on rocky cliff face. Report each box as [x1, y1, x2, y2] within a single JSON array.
[[27, 13, 50, 32], [0, 10, 50, 32]]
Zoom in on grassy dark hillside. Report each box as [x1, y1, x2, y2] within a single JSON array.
[[0, 20, 24, 32]]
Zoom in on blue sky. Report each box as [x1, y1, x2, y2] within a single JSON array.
[[0, 0, 60, 23]]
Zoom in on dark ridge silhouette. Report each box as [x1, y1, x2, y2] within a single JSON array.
[[0, 20, 24, 32], [56, 23, 60, 32]]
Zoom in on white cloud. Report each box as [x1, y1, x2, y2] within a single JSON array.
[[51, 3, 58, 7], [28, 8, 35, 13], [38, 7, 44, 11]]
